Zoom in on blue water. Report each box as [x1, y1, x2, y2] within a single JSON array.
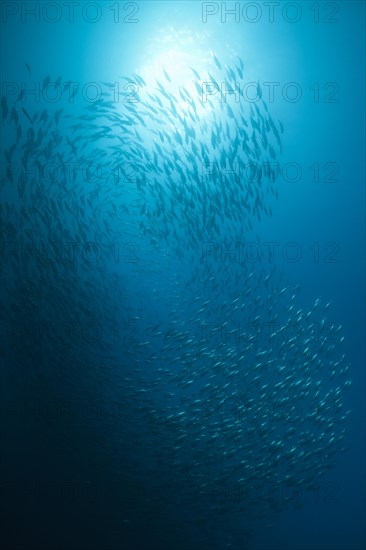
[[1, 2, 365, 549]]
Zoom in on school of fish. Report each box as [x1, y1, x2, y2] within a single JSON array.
[[0, 54, 351, 549]]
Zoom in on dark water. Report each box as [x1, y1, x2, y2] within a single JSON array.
[[1, 2, 365, 549]]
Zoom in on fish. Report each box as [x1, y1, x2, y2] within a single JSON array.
[[163, 68, 172, 83], [213, 52, 222, 70], [24, 62, 32, 77]]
